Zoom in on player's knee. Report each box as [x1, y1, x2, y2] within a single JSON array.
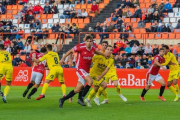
[[74, 88, 81, 93], [87, 80, 93, 86], [6, 81, 11, 86], [161, 82, 166, 86], [167, 84, 171, 87]]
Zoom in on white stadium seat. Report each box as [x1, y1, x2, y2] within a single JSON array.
[[24, 24, 30, 29], [58, 4, 64, 9], [25, 29, 31, 33], [163, 18, 169, 23], [53, 14, 59, 19], [18, 24, 24, 29], [173, 8, 179, 12], [48, 24, 53, 28], [64, 4, 69, 9], [54, 19, 60, 23], [172, 23, 177, 28], [170, 18, 176, 22], [175, 13, 180, 17], [13, 19, 18, 24], [168, 13, 174, 17], [60, 19, 65, 23], [40, 0, 45, 4], [42, 24, 48, 28], [48, 19, 53, 24]]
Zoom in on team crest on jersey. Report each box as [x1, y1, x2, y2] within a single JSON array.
[[84, 52, 87, 54], [92, 52, 94, 54]]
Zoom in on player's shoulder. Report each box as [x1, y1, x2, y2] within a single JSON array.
[[0, 51, 10, 55]]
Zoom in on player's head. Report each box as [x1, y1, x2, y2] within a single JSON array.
[[0, 44, 4, 50], [46, 44, 52, 51], [85, 35, 93, 48], [162, 45, 169, 54], [105, 45, 113, 56], [40, 47, 47, 53], [159, 48, 165, 57], [101, 41, 108, 51]]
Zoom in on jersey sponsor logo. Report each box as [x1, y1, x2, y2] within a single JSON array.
[[83, 56, 92, 60], [14, 70, 29, 82]]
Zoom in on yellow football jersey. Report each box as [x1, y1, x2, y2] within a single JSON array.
[[0, 51, 12, 67], [90, 55, 114, 75], [161, 52, 180, 71], [39, 51, 61, 70]]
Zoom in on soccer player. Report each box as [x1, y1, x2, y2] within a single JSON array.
[[140, 48, 166, 101], [84, 45, 114, 107], [23, 47, 47, 99], [95, 41, 127, 104], [59, 35, 106, 108], [161, 45, 180, 101], [32, 44, 66, 100], [0, 44, 13, 103]]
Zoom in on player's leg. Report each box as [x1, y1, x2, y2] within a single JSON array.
[[0, 80, 3, 96], [156, 77, 166, 101], [173, 79, 179, 101], [60, 82, 66, 97], [0, 69, 4, 96], [59, 81, 84, 108], [58, 67, 66, 97], [113, 80, 127, 102], [85, 86, 99, 107], [23, 72, 36, 97], [27, 73, 43, 99], [81, 75, 93, 99]]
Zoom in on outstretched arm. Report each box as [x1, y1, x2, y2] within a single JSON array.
[[60, 49, 74, 65]]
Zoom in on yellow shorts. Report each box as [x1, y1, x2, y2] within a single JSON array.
[[104, 72, 118, 83], [168, 70, 180, 81], [90, 74, 104, 87], [46, 66, 64, 83], [0, 66, 13, 81]]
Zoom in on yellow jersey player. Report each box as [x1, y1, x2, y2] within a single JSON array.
[[161, 45, 180, 101], [84, 45, 114, 107], [96, 41, 127, 104], [33, 44, 66, 100], [0, 44, 13, 103]]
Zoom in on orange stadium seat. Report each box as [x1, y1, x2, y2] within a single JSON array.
[[96, 34, 100, 39], [87, 4, 91, 9], [176, 34, 180, 39], [139, 0, 144, 2], [109, 34, 115, 39], [78, 19, 84, 23], [32, 45, 37, 50], [75, 4, 81, 9], [134, 29, 140, 33], [99, 3, 105, 9], [1, 15, 6, 19], [72, 19, 78, 23], [20, 55, 26, 61], [136, 34, 142, 39], [7, 10, 12, 14], [36, 14, 41, 19], [81, 4, 87, 9], [162, 33, 168, 39], [47, 14, 53, 19], [132, 23, 138, 28], [140, 3, 145, 8], [104, 0, 110, 3], [145, 23, 151, 28], [155, 34, 161, 39], [41, 14, 47, 19], [7, 15, 12, 19], [149, 34, 155, 39], [169, 33, 175, 39], [78, 23, 85, 29], [12, 10, 18, 14], [49, 34, 56, 39], [66, 19, 71, 23], [146, 3, 151, 8], [140, 29, 146, 33], [115, 34, 120, 39], [12, 5, 18, 9], [106, 18, 111, 23], [129, 34, 134, 39], [42, 19, 47, 24], [125, 18, 130, 23], [174, 29, 180, 33], [131, 18, 137, 23]]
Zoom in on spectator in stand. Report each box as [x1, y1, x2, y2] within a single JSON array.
[[144, 43, 152, 55], [125, 0, 133, 8], [55, 27, 65, 44], [33, 3, 43, 14], [35, 19, 42, 30], [10, 27, 18, 40], [99, 25, 108, 43], [116, 62, 124, 69], [116, 7, 123, 18], [49, 0, 55, 4], [173, 0, 180, 7], [136, 62, 144, 69], [125, 23, 132, 32], [157, 22, 167, 32], [132, 0, 139, 8], [16, 27, 24, 40], [114, 55, 121, 64], [175, 20, 180, 28], [60, 0, 66, 4], [42, 28, 49, 44], [71, 23, 79, 35], [163, 0, 173, 13], [129, 55, 136, 67], [20, 14, 26, 24], [0, 39, 4, 45], [91, 1, 99, 15], [51, 23, 56, 32], [167, 22, 174, 32], [21, 43, 31, 55], [147, 5, 154, 21], [12, 54, 22, 66], [116, 17, 124, 29], [77, 9, 88, 18], [125, 44, 131, 56], [121, 55, 128, 68], [153, 44, 159, 56], [107, 22, 115, 32], [60, 7, 71, 19], [17, 39, 24, 50], [148, 55, 153, 65], [19, 0, 28, 5], [64, 23, 72, 38], [15, 10, 23, 19], [6, 44, 11, 53], [44, 2, 51, 14], [4, 37, 11, 49], [122, 9, 128, 18], [50, 3, 59, 14], [22, 3, 28, 13], [111, 13, 118, 22], [113, 44, 119, 55], [117, 0, 126, 8], [0, 3, 5, 14], [151, 0, 157, 9], [70, 7, 77, 18], [128, 36, 140, 47], [152, 11, 161, 23], [27, 13, 35, 23], [131, 43, 139, 55], [94, 22, 101, 32], [150, 21, 158, 32], [10, 43, 18, 55], [169, 45, 174, 54], [127, 9, 133, 18], [116, 38, 124, 51], [140, 55, 148, 68], [52, 43, 58, 52], [158, 1, 165, 13], [133, 6, 141, 18]]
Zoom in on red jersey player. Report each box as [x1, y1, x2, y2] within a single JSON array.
[[23, 47, 47, 99], [59, 35, 106, 108], [140, 48, 166, 101]]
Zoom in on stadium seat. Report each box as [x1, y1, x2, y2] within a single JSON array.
[[168, 13, 174, 17], [47, 14, 53, 19], [13, 19, 18, 24], [58, 4, 64, 9], [40, 0, 45, 4], [24, 24, 30, 29], [173, 8, 179, 12], [48, 24, 53, 28], [155, 34, 161, 39], [53, 14, 59, 19], [170, 18, 176, 22], [78, 19, 84, 23], [148, 34, 155, 39], [163, 18, 169, 22], [174, 29, 180, 33], [25, 29, 31, 33], [131, 18, 137, 23], [162, 33, 168, 39], [48, 19, 53, 24], [64, 4, 69, 9], [169, 33, 175, 39], [60, 19, 65, 23], [54, 19, 60, 23], [42, 24, 48, 28]]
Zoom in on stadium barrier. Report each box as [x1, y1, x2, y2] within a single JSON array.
[[1, 67, 179, 89]]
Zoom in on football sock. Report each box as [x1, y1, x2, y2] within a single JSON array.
[[96, 86, 103, 98], [168, 86, 177, 95], [4, 85, 10, 97], [115, 85, 121, 95], [88, 89, 96, 100], [82, 85, 91, 98], [174, 84, 179, 95], [28, 88, 37, 97], [41, 83, 49, 95], [61, 84, 66, 96], [141, 88, 148, 97], [0, 81, 1, 91], [78, 88, 84, 99], [62, 90, 75, 101], [159, 86, 165, 96], [102, 89, 108, 100], [27, 83, 33, 90]]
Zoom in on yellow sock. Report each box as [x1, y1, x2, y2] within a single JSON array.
[[41, 83, 49, 95], [115, 85, 121, 95], [102, 89, 108, 100], [96, 86, 104, 98], [174, 84, 179, 95], [61, 84, 66, 96], [88, 89, 96, 100], [169, 86, 177, 95], [4, 85, 10, 97]]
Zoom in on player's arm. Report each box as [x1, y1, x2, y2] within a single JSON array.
[[60, 49, 74, 65], [97, 67, 110, 81], [95, 50, 107, 58], [154, 58, 166, 70], [161, 55, 171, 66]]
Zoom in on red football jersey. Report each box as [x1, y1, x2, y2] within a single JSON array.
[[32, 53, 46, 74], [147, 54, 165, 75], [72, 44, 96, 73]]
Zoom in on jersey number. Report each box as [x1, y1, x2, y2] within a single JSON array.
[[4, 54, 9, 61], [54, 57, 58, 64]]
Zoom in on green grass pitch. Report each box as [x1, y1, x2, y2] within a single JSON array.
[[0, 86, 180, 120]]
